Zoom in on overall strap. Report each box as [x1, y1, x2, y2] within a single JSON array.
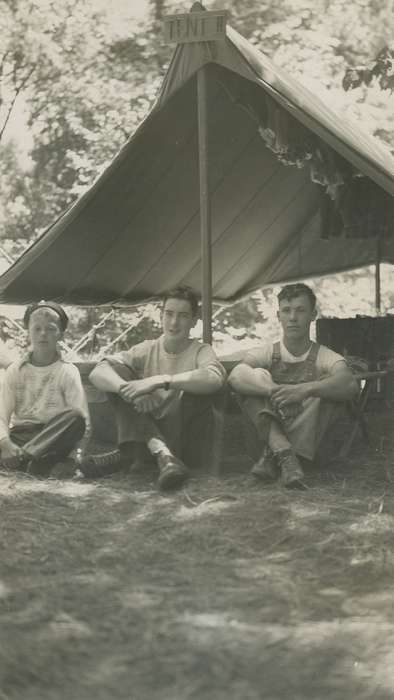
[[303, 341, 320, 380], [305, 342, 320, 366], [271, 341, 281, 366]]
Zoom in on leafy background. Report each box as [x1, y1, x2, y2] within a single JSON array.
[[0, 0, 393, 357]]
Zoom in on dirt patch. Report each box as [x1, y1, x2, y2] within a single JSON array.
[[1, 410, 394, 699]]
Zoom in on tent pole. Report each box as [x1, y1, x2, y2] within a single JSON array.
[[197, 66, 212, 344], [375, 236, 381, 315]]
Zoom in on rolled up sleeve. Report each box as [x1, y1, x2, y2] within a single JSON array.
[[101, 341, 151, 378], [196, 345, 227, 386]]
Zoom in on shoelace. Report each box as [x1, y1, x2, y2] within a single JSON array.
[[89, 450, 121, 467]]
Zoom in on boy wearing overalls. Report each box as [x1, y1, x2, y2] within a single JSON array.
[[229, 284, 358, 487]]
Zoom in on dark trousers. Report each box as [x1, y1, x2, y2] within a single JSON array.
[[107, 363, 218, 470], [7, 409, 86, 473]]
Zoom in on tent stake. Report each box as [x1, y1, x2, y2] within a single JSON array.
[[197, 66, 212, 343]]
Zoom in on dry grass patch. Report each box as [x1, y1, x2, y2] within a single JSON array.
[[1, 409, 394, 699]]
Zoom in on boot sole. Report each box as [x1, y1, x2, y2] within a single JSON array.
[[282, 476, 307, 489], [251, 469, 278, 482], [158, 470, 188, 491]]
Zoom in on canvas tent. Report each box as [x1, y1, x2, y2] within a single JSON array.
[[0, 10, 393, 309]]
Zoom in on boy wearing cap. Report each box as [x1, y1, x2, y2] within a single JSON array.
[[0, 301, 89, 477]]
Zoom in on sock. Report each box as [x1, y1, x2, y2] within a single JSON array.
[[147, 438, 172, 457], [272, 447, 293, 457]]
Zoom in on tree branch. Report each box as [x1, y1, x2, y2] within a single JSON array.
[[0, 64, 36, 142]]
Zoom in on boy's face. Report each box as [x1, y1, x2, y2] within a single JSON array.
[[277, 293, 316, 340], [28, 309, 62, 354], [161, 298, 196, 344]]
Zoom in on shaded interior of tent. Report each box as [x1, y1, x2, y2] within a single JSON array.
[[0, 25, 393, 306]]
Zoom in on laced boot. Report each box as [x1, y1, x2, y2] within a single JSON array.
[[0, 454, 28, 472], [277, 449, 306, 489], [78, 449, 124, 478], [251, 445, 279, 482], [26, 455, 54, 478], [156, 452, 189, 491]]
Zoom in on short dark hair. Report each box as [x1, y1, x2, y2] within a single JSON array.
[[162, 285, 199, 317], [277, 283, 316, 310]]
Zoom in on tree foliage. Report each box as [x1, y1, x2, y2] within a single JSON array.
[[2, 0, 393, 248], [343, 45, 394, 92], [0, 0, 393, 353]]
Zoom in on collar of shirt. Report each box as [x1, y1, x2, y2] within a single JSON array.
[[17, 350, 69, 369]]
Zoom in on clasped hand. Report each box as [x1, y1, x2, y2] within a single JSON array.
[[270, 383, 309, 409], [119, 376, 169, 413], [119, 377, 163, 402]]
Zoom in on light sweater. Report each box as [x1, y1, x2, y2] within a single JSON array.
[[106, 335, 226, 419], [0, 354, 90, 441]]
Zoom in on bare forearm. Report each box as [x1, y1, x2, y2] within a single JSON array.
[[228, 364, 275, 397], [303, 373, 359, 402], [169, 368, 224, 394], [89, 362, 126, 393], [118, 369, 223, 402]]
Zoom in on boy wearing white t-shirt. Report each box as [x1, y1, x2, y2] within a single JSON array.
[[229, 284, 359, 488]]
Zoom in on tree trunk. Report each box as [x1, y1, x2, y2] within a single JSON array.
[[150, 0, 165, 21]]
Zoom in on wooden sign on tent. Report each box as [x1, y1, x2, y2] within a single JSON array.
[[163, 9, 227, 44]]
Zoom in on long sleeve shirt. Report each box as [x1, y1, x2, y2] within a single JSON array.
[[0, 354, 90, 442]]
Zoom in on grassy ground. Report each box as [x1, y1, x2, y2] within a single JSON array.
[[1, 405, 394, 700]]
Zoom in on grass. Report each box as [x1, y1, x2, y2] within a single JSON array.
[[1, 407, 394, 700]]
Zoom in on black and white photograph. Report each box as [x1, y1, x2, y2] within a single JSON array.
[[1, 1, 394, 698]]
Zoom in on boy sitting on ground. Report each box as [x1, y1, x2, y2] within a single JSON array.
[[85, 286, 226, 491], [229, 283, 359, 488], [0, 301, 89, 477]]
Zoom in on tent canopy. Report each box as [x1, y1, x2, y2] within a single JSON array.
[[0, 17, 393, 306]]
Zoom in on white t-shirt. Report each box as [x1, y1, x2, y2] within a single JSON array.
[[242, 339, 346, 378]]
